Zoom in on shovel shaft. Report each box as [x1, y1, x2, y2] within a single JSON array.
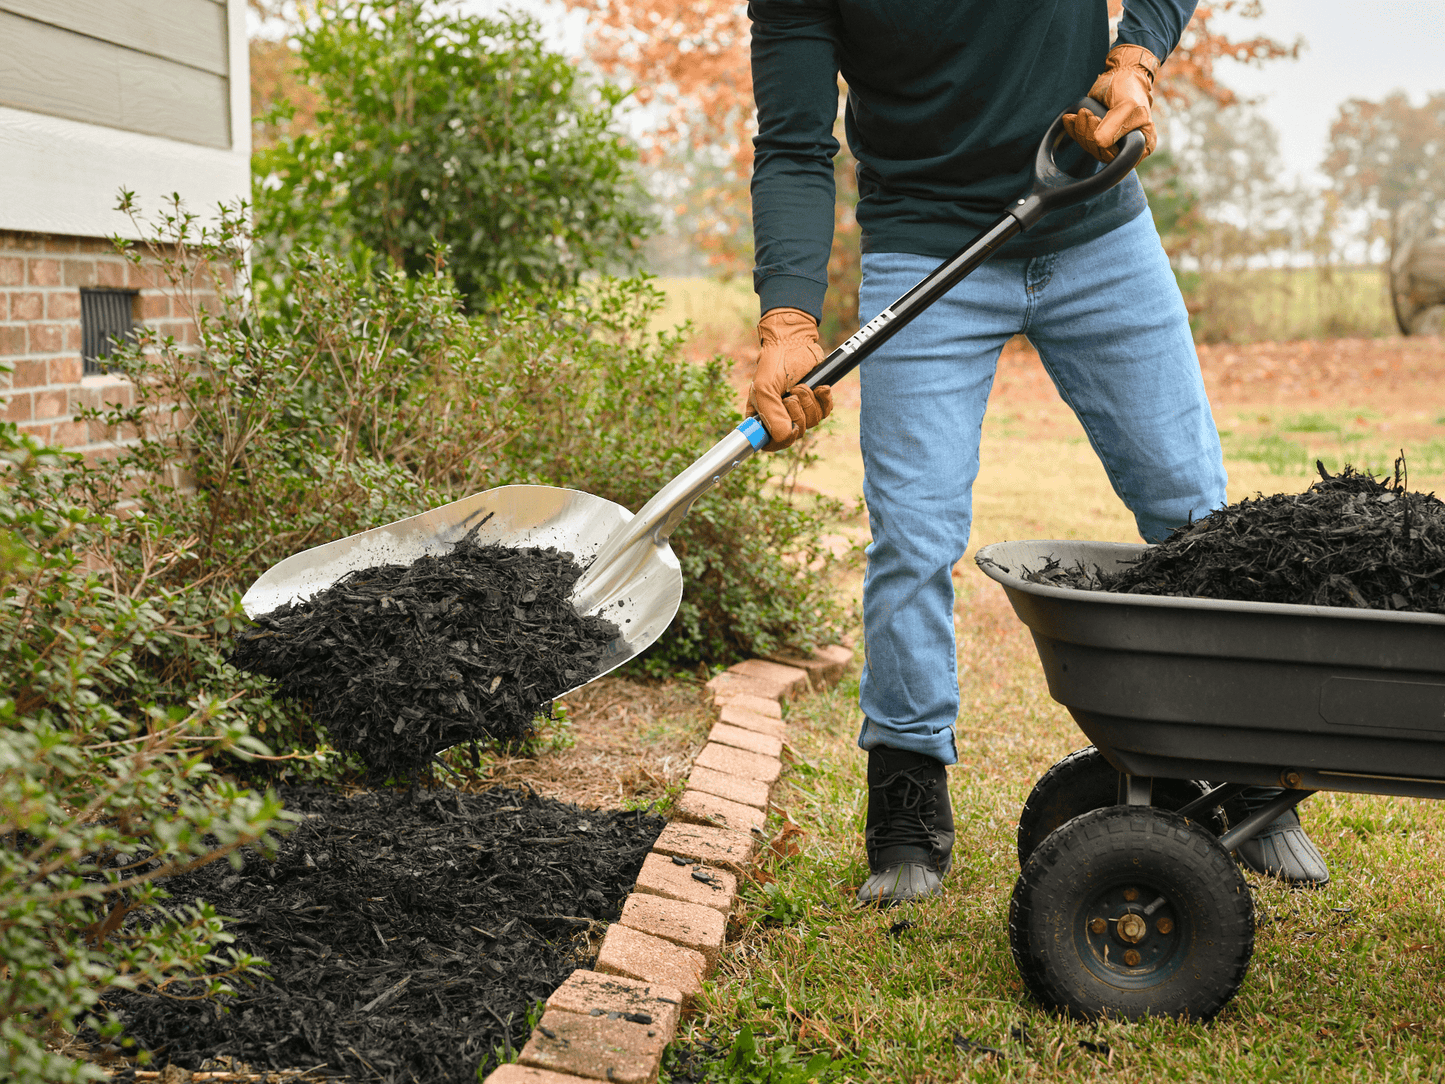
[[570, 422, 765, 614], [798, 215, 1020, 391], [797, 98, 1146, 392], [569, 101, 1145, 620]]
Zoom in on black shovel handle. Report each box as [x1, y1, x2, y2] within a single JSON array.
[[798, 97, 1147, 391]]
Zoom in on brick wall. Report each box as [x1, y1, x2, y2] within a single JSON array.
[[0, 229, 202, 457]]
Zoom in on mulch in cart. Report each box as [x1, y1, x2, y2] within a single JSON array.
[[1027, 461, 1445, 613]]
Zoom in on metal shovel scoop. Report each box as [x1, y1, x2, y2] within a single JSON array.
[[241, 100, 1144, 697]]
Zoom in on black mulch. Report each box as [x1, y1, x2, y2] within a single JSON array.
[[105, 785, 663, 1083], [230, 532, 620, 779], [1025, 461, 1445, 613]]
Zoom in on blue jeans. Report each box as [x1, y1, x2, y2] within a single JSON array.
[[855, 210, 1227, 765]]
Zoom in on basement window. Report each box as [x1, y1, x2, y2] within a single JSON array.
[[81, 289, 139, 375]]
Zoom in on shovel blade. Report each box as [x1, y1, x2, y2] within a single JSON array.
[[240, 484, 683, 696]]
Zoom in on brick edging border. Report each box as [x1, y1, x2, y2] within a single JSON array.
[[483, 646, 853, 1084]]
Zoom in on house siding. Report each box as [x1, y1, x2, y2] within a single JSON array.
[[0, 1, 231, 149], [0, 0, 245, 452]]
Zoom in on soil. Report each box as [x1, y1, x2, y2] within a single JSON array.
[[230, 533, 620, 781], [104, 784, 664, 1084]]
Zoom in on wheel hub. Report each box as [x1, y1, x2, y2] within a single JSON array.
[[1116, 912, 1147, 943], [1078, 882, 1187, 986]]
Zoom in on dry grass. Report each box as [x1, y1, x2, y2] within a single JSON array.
[[1185, 266, 1396, 344], [647, 276, 757, 345], [468, 675, 717, 814]]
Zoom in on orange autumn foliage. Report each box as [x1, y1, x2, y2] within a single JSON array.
[[248, 0, 322, 149], [1151, 1, 1301, 109]]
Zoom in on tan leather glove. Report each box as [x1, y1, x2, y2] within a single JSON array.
[[746, 307, 833, 452], [1063, 43, 1160, 163]]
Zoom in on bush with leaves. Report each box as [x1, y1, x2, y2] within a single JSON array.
[[0, 425, 290, 1084], [75, 196, 848, 761], [478, 281, 852, 668], [253, 0, 651, 312]]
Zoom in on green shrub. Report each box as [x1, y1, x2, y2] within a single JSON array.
[[478, 279, 852, 668], [73, 198, 848, 762], [0, 425, 289, 1084], [253, 0, 651, 312]]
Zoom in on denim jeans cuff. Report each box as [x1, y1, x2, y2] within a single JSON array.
[[857, 716, 958, 766]]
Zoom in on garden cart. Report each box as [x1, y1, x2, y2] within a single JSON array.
[[976, 538, 1445, 1022]]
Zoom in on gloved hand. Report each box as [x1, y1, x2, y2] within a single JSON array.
[[1063, 43, 1160, 163], [746, 307, 833, 452]]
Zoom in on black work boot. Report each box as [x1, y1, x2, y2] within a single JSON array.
[[1229, 786, 1330, 887], [857, 746, 955, 907]]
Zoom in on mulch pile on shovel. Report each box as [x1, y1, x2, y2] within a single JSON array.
[[1027, 461, 1445, 612], [230, 530, 621, 779], [106, 784, 664, 1084]]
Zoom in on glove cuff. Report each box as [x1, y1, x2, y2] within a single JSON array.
[[1105, 43, 1161, 84], [759, 307, 820, 348], [760, 307, 818, 329]]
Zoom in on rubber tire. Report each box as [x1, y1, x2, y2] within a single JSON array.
[[1009, 805, 1254, 1022], [1017, 746, 1226, 869]]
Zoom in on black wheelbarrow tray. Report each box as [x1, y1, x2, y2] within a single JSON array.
[[973, 538, 1445, 1023]]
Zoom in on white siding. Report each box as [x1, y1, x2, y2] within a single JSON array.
[[0, 2, 230, 148], [0, 0, 250, 240]]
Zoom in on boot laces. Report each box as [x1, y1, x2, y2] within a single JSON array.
[[871, 767, 941, 851]]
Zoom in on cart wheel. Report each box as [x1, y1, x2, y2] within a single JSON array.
[[1017, 746, 1224, 868], [1009, 805, 1253, 1021]]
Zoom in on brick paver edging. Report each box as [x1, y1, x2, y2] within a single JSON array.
[[483, 645, 852, 1084]]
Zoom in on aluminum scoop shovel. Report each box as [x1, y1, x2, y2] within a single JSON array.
[[241, 99, 1144, 698]]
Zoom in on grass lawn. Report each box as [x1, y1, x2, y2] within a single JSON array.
[[1184, 266, 1396, 345], [663, 332, 1445, 1082]]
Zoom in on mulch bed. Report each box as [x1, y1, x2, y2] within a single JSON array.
[[1028, 462, 1445, 612], [230, 532, 620, 780], [105, 784, 664, 1084]]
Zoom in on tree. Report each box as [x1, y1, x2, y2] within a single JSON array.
[[1155, 96, 1300, 270], [252, 1, 651, 310], [1322, 91, 1445, 236], [1135, 148, 1202, 262], [561, 0, 755, 274], [1151, 0, 1301, 110], [1321, 91, 1445, 334]]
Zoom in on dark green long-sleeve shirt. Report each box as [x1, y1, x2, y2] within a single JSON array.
[[749, 0, 1198, 318]]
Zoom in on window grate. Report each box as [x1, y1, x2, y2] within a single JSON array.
[[81, 289, 139, 375]]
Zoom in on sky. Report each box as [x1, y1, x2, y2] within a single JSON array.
[[1210, 0, 1444, 187]]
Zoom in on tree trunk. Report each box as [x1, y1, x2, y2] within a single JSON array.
[[1390, 202, 1445, 336]]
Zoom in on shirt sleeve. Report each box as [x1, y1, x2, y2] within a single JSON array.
[[1116, 0, 1199, 60], [748, 0, 842, 320]]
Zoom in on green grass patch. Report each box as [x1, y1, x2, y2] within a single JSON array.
[[674, 574, 1445, 1083], [1218, 408, 1445, 481]]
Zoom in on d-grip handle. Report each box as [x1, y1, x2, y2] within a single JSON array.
[[1009, 97, 1148, 230]]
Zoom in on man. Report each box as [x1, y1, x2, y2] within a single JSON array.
[[745, 0, 1329, 904]]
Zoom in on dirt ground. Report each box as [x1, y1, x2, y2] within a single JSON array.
[[483, 675, 717, 811]]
